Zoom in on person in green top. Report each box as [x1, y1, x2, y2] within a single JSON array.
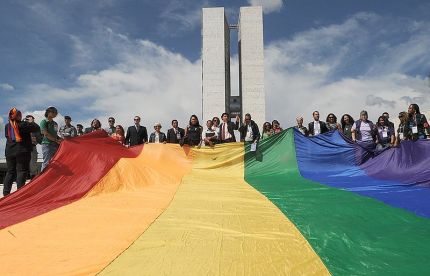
[[340, 114, 354, 140], [40, 106, 62, 171], [261, 122, 274, 140]]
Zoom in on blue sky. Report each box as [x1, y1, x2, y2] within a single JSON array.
[[1, 0, 430, 155]]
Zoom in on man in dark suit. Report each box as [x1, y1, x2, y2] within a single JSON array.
[[308, 111, 328, 136], [166, 119, 185, 144], [125, 116, 148, 146], [238, 113, 260, 143], [218, 113, 239, 143]]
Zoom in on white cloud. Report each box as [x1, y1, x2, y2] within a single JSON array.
[[0, 83, 14, 91], [248, 0, 283, 14], [159, 0, 209, 35], [264, 12, 430, 127], [2, 10, 430, 161], [20, 36, 201, 133]]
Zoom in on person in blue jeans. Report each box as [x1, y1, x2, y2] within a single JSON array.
[[40, 106, 62, 172]]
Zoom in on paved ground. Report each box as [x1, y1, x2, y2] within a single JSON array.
[[0, 184, 18, 199]]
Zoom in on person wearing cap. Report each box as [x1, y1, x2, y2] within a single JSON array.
[[59, 116, 77, 140], [40, 106, 62, 172], [3, 108, 40, 196], [148, 123, 167, 143], [25, 115, 42, 178], [105, 117, 116, 135]]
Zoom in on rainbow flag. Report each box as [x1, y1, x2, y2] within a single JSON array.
[[0, 130, 429, 275]]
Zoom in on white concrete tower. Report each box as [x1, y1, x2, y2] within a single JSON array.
[[202, 7, 231, 122], [238, 6, 265, 128]]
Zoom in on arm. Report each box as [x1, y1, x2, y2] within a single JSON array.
[[71, 127, 77, 138], [143, 127, 148, 143], [41, 120, 60, 144], [254, 124, 260, 143], [125, 127, 130, 145]]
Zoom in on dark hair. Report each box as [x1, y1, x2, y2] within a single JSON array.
[[382, 112, 389, 116], [410, 103, 421, 114], [64, 116, 71, 120], [45, 106, 58, 118], [340, 114, 354, 130], [116, 125, 125, 136], [221, 112, 229, 118], [272, 120, 280, 126], [206, 120, 212, 124], [189, 114, 201, 127], [91, 119, 102, 129], [77, 124, 83, 128], [312, 111, 319, 116], [262, 122, 272, 132], [25, 115, 34, 119], [376, 116, 387, 127], [171, 119, 178, 125], [326, 113, 337, 123], [398, 112, 408, 124], [245, 113, 251, 119]]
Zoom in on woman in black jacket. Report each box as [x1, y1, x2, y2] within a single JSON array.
[[3, 108, 40, 196]]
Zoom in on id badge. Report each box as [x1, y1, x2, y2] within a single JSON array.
[[382, 131, 388, 138], [176, 133, 181, 139], [412, 126, 418, 134], [399, 133, 404, 140]]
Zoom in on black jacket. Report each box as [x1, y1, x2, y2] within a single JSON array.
[[125, 125, 148, 146], [218, 121, 239, 142], [238, 120, 260, 142], [166, 127, 185, 144], [149, 132, 167, 143], [5, 121, 40, 157], [308, 121, 329, 136]]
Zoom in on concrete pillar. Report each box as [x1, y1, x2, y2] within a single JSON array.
[[202, 7, 231, 122], [239, 6, 265, 128]]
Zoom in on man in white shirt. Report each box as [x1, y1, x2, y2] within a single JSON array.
[[308, 111, 329, 136], [218, 113, 239, 143]]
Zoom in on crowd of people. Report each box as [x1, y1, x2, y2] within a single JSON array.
[[3, 103, 429, 196]]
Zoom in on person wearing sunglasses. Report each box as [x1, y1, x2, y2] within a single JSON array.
[[326, 113, 341, 132], [125, 116, 148, 147], [105, 117, 116, 135]]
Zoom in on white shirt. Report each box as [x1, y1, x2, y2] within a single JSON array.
[[154, 133, 160, 143], [221, 122, 232, 140], [313, 121, 321, 135], [352, 121, 373, 141], [245, 125, 253, 142]]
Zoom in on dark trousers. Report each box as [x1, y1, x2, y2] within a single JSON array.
[[3, 153, 31, 196]]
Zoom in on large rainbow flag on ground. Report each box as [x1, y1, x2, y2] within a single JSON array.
[[0, 130, 429, 275]]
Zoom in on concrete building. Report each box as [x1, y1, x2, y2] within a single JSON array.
[[238, 6, 265, 128], [202, 7, 231, 121], [202, 6, 265, 127]]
